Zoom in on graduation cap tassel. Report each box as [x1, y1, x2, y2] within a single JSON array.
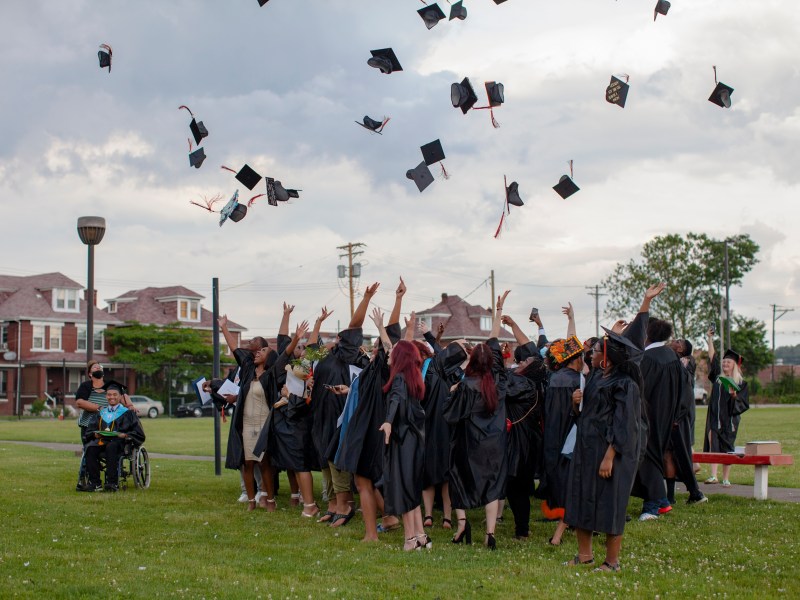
[[378, 117, 390, 133], [494, 211, 505, 239], [178, 105, 195, 118], [246, 194, 265, 207], [440, 163, 450, 180], [220, 166, 237, 174], [713, 65, 718, 84], [490, 107, 501, 129], [569, 159, 574, 179]]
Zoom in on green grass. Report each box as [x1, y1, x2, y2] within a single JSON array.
[[0, 443, 798, 599]]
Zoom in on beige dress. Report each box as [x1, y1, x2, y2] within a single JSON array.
[[242, 379, 270, 461]]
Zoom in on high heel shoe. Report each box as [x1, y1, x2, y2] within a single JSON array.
[[417, 533, 433, 549], [486, 532, 496, 551], [451, 518, 472, 545], [404, 536, 422, 552]]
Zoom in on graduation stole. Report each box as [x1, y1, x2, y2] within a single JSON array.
[[99, 405, 128, 426]]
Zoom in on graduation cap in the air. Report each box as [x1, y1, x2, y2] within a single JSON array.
[[219, 190, 247, 226], [258, 0, 270, 5], [189, 194, 224, 213], [553, 161, 580, 199], [723, 348, 744, 366], [98, 44, 112, 72], [493, 0, 509, 4], [494, 175, 523, 238], [708, 66, 734, 108], [418, 3, 446, 29], [451, 77, 478, 114], [356, 115, 390, 134], [189, 147, 206, 169], [264, 177, 300, 205], [606, 75, 630, 108], [179, 106, 209, 146], [221, 164, 262, 191], [406, 161, 435, 193], [420, 139, 450, 179], [449, 1, 467, 20], [474, 82, 505, 128], [654, 0, 670, 21], [368, 48, 403, 74]]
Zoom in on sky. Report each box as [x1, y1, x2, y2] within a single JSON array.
[[0, 0, 798, 348]]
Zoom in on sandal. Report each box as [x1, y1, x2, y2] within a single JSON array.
[[290, 492, 302, 507], [442, 518, 452, 530], [423, 515, 433, 528], [563, 554, 595, 567], [403, 536, 421, 552], [594, 561, 621, 572], [417, 533, 433, 549], [316, 510, 335, 523], [329, 509, 356, 528], [301, 503, 320, 518], [721, 479, 732, 487]]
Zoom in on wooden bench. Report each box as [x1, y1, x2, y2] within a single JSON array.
[[693, 452, 794, 500]]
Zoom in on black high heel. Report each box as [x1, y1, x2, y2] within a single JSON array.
[[486, 532, 496, 551], [452, 518, 472, 545]]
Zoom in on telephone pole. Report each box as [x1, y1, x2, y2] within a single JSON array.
[[585, 285, 607, 338], [490, 269, 496, 316], [771, 304, 794, 383], [337, 242, 365, 319]]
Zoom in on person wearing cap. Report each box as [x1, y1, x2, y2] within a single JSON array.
[[79, 382, 145, 492], [703, 332, 750, 486], [444, 291, 510, 551], [563, 328, 644, 572]]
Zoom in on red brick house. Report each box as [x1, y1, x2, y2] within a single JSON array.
[[413, 293, 516, 344]]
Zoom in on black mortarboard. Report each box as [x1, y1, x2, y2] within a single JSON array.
[[219, 191, 247, 226], [189, 147, 206, 169], [485, 82, 505, 107], [189, 118, 209, 146], [709, 81, 734, 108], [606, 75, 629, 108], [553, 175, 579, 199], [493, 0, 508, 4], [601, 326, 643, 361], [406, 161, 435, 193], [723, 349, 743, 365], [654, 0, 670, 21], [418, 3, 446, 29], [368, 48, 403, 74], [104, 380, 127, 394], [451, 77, 478, 114], [506, 181, 523, 207], [420, 139, 445, 166], [450, 1, 467, 20], [356, 115, 389, 134], [98, 44, 112, 72], [235, 164, 262, 190], [258, 0, 270, 5]]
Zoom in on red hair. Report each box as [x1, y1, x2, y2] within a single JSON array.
[[383, 340, 425, 400], [465, 342, 498, 413], [412, 340, 433, 360]]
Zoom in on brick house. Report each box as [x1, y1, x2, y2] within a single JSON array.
[[412, 293, 516, 345]]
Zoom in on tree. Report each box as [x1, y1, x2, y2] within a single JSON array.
[[727, 315, 773, 377], [602, 233, 759, 344], [775, 344, 800, 365]]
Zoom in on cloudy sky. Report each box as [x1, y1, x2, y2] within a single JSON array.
[[1, 0, 798, 347]]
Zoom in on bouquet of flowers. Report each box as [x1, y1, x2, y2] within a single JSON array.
[[289, 346, 329, 380]]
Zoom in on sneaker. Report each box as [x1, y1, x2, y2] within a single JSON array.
[[704, 476, 718, 484], [638, 513, 659, 522], [255, 491, 264, 502], [657, 505, 673, 515], [237, 492, 249, 503], [104, 484, 119, 493], [76, 483, 99, 492], [687, 495, 708, 505], [721, 480, 732, 487]]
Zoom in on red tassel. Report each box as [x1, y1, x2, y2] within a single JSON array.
[[178, 105, 194, 117], [220, 165, 237, 174], [247, 194, 265, 207], [494, 210, 505, 239], [377, 117, 390, 133], [187, 138, 192, 152], [490, 107, 500, 129], [440, 163, 450, 180]]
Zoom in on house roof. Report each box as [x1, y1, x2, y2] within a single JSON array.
[[0, 272, 121, 324], [105, 286, 246, 331], [411, 293, 515, 342]]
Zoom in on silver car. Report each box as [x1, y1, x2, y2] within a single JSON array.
[[129, 395, 165, 419]]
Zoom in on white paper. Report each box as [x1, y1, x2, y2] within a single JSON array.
[[218, 379, 240, 397], [285, 370, 306, 397], [194, 377, 212, 405]]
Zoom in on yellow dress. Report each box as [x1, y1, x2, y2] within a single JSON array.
[[242, 379, 270, 461]]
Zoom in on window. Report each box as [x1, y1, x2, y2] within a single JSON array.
[[53, 289, 79, 312], [32, 324, 45, 350], [108, 301, 116, 314], [178, 299, 200, 322], [0, 324, 7, 348], [68, 368, 82, 393], [480, 316, 492, 331], [49, 325, 62, 350], [77, 326, 105, 353], [0, 369, 7, 399]]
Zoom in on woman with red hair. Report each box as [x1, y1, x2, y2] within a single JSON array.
[[377, 312, 428, 551], [444, 290, 510, 550]]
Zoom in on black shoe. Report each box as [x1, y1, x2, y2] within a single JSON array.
[[486, 532, 497, 551], [687, 494, 708, 505], [105, 484, 119, 493], [452, 518, 472, 545], [77, 482, 103, 492]]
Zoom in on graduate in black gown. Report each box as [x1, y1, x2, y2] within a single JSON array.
[[564, 328, 644, 572], [82, 382, 145, 492], [703, 333, 749, 486], [633, 318, 685, 520], [444, 290, 510, 550], [378, 329, 428, 551]]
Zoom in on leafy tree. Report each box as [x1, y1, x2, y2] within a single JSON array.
[[726, 315, 773, 376], [775, 344, 800, 365], [602, 233, 759, 344]]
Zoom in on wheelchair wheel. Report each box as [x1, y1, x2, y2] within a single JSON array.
[[133, 447, 151, 489]]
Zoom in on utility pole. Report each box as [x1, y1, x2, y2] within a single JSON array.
[[490, 269, 496, 316], [724, 239, 731, 349], [585, 285, 607, 338], [337, 242, 365, 319], [771, 304, 794, 383]]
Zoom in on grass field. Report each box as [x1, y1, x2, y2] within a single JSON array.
[[1, 408, 799, 598]]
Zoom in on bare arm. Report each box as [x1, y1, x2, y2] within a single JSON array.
[[278, 302, 294, 336], [389, 277, 406, 326], [307, 306, 333, 346], [639, 282, 665, 313], [707, 329, 715, 362], [349, 282, 380, 328], [501, 315, 530, 345], [563, 302, 576, 338], [75, 399, 100, 412], [404, 311, 416, 341], [491, 290, 510, 338], [218, 314, 238, 352], [284, 321, 310, 357], [370, 308, 392, 351]]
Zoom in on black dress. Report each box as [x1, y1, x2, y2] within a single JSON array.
[[382, 374, 426, 516], [564, 369, 642, 536], [444, 338, 508, 510], [703, 358, 749, 453], [541, 367, 581, 510]]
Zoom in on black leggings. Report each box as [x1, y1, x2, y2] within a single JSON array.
[[506, 476, 533, 537]]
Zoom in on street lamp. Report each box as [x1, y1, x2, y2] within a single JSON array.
[[77, 216, 106, 362]]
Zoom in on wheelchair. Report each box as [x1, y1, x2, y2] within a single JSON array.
[[78, 440, 151, 490]]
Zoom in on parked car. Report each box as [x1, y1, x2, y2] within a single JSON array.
[[175, 401, 234, 418], [694, 385, 708, 405], [129, 395, 165, 419]]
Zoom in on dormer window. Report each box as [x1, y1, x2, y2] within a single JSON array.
[[108, 301, 117, 314], [178, 299, 200, 322], [480, 316, 492, 331], [53, 288, 79, 313]]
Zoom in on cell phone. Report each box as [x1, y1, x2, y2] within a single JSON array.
[[529, 307, 539, 321], [709, 323, 716, 334], [323, 384, 335, 390]]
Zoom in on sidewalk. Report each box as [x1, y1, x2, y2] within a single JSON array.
[[2, 440, 217, 462]]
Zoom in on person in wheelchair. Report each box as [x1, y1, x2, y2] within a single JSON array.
[[79, 381, 146, 492]]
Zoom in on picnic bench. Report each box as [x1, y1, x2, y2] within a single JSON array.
[[693, 452, 794, 500]]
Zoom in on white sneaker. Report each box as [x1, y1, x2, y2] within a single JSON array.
[[638, 513, 659, 522], [255, 491, 264, 502], [237, 492, 249, 503]]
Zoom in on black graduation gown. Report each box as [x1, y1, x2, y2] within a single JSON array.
[[541, 367, 581, 510], [668, 361, 697, 486], [421, 343, 467, 488], [703, 358, 749, 453], [382, 374, 426, 516], [83, 407, 146, 447], [308, 328, 367, 466], [443, 338, 508, 510], [333, 346, 390, 482], [632, 344, 683, 501], [505, 371, 542, 489], [225, 347, 290, 470], [564, 369, 642, 536]]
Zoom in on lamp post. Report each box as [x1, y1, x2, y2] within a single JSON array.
[[77, 217, 106, 362]]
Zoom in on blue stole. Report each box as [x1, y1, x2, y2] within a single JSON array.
[[334, 375, 361, 464], [100, 405, 128, 425]]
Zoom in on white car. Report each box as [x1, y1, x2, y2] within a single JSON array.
[[694, 385, 708, 405], [129, 395, 165, 419]]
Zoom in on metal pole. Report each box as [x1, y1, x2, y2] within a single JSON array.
[[212, 277, 221, 476], [772, 304, 777, 384], [15, 320, 22, 420], [87, 244, 95, 363], [490, 270, 496, 317], [61, 358, 66, 416], [724, 240, 731, 350]]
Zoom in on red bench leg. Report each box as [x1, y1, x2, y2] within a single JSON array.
[[754, 465, 769, 500]]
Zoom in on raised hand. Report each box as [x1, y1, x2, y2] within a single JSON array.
[[365, 282, 380, 297], [370, 307, 384, 328], [417, 320, 429, 335], [318, 306, 333, 323], [562, 302, 574, 319], [218, 314, 229, 329], [283, 302, 295, 315], [436, 322, 445, 336], [501, 315, 516, 327], [294, 320, 310, 339], [396, 277, 407, 298], [496, 290, 511, 311], [645, 282, 666, 300], [404, 311, 416, 329]]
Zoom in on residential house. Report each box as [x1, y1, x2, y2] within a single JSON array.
[[413, 293, 516, 345]]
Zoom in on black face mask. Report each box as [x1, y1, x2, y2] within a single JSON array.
[[91, 370, 104, 379]]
